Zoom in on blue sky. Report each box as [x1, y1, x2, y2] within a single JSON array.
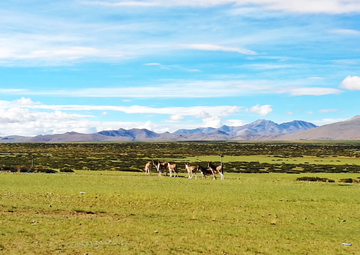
[[1, 0, 360, 136]]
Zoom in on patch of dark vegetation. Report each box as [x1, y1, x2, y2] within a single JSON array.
[[74, 209, 95, 214], [0, 165, 57, 173], [339, 178, 360, 183], [59, 166, 74, 173], [296, 176, 335, 182], [1, 165, 19, 172], [35, 168, 57, 174]]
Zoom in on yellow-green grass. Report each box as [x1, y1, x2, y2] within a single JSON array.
[[1, 171, 359, 254], [182, 155, 360, 166]]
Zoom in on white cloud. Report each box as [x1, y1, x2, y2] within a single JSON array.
[[138, 120, 158, 130], [333, 59, 360, 66], [13, 97, 41, 106], [225, 119, 245, 126], [192, 111, 212, 119], [82, 1, 160, 7], [0, 32, 126, 66], [145, 62, 197, 72], [241, 63, 292, 69], [145, 63, 161, 66], [166, 114, 184, 122], [1, 98, 240, 118], [330, 29, 360, 35], [312, 118, 347, 126], [284, 87, 342, 96], [82, 0, 360, 14], [0, 44, 122, 63], [307, 111, 313, 114], [307, 77, 324, 80], [285, 111, 294, 116], [180, 44, 257, 55], [339, 76, 360, 90], [0, 108, 96, 136], [201, 117, 222, 128], [0, 80, 271, 98], [319, 109, 337, 113], [0, 98, 245, 136], [246, 104, 272, 116]]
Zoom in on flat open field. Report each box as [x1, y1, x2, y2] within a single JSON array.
[[184, 155, 360, 165], [1, 171, 359, 254], [1, 142, 360, 254]]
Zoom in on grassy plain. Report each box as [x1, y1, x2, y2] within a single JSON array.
[[1, 171, 359, 254], [183, 155, 360, 166]]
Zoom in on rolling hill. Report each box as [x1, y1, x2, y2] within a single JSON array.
[[277, 116, 360, 141]]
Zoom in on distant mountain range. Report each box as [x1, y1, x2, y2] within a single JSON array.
[[0, 119, 319, 142], [277, 115, 360, 141]]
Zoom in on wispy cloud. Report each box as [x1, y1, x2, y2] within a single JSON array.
[[240, 63, 292, 69], [179, 44, 257, 55], [1, 79, 343, 98], [0, 81, 269, 98], [1, 98, 241, 119], [82, 1, 160, 7], [307, 77, 324, 80], [319, 109, 337, 113], [0, 44, 124, 65], [81, 0, 360, 14], [280, 87, 342, 96], [145, 63, 199, 72], [329, 29, 360, 35], [312, 118, 347, 126]]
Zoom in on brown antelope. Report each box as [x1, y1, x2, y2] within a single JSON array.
[[152, 160, 168, 176], [144, 161, 152, 175], [196, 164, 216, 180], [167, 163, 178, 177], [207, 162, 224, 180], [185, 163, 197, 179]]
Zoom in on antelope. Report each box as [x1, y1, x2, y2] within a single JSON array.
[[207, 162, 224, 180], [185, 163, 197, 179], [167, 163, 178, 177], [144, 162, 152, 175], [196, 164, 216, 180], [152, 160, 168, 176]]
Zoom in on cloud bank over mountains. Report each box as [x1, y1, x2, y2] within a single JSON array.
[[0, 97, 347, 137]]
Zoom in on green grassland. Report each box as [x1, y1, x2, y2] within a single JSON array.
[[1, 171, 359, 254], [1, 142, 360, 254], [183, 155, 360, 165]]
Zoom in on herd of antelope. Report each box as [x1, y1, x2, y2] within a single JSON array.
[[144, 160, 224, 180]]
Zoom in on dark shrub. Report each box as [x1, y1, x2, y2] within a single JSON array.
[[296, 176, 335, 182], [339, 178, 359, 183], [60, 167, 74, 173]]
